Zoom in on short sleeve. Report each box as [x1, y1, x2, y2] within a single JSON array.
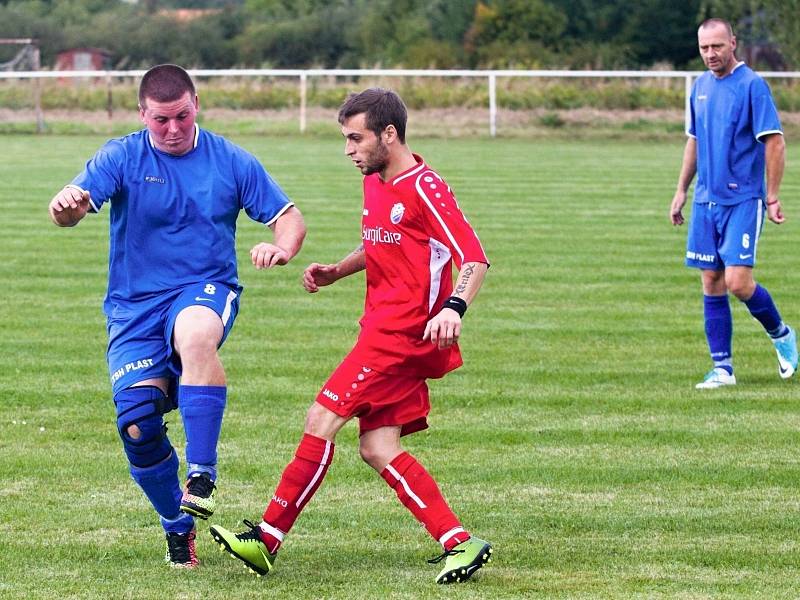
[[751, 77, 782, 141], [236, 152, 294, 225], [71, 141, 125, 213], [687, 80, 698, 138]]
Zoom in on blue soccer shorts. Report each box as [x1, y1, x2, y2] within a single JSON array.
[[685, 199, 764, 270], [106, 281, 240, 394]]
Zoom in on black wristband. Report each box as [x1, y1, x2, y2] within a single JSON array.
[[441, 296, 467, 318]]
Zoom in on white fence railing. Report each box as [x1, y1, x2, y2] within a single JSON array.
[[3, 68, 800, 136]]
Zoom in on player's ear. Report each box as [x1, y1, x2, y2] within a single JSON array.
[[138, 104, 146, 124], [194, 94, 200, 113], [383, 124, 398, 144]]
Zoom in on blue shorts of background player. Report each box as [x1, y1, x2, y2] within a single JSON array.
[[685, 199, 763, 270], [110, 281, 239, 537]]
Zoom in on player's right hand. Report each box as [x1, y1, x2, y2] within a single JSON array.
[[302, 263, 340, 293], [49, 185, 91, 227], [669, 191, 686, 226]]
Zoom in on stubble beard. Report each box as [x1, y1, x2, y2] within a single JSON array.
[[360, 139, 390, 176]]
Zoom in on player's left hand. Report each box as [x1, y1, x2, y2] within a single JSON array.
[[423, 308, 462, 349], [767, 199, 785, 224], [250, 242, 290, 269]]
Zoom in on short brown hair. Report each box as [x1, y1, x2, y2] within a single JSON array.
[[138, 64, 195, 108], [699, 18, 734, 38], [337, 88, 407, 143]]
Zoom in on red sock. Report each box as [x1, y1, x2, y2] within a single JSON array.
[[259, 433, 334, 553], [380, 452, 470, 551]]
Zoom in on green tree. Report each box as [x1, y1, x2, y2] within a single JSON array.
[[464, 0, 567, 67]]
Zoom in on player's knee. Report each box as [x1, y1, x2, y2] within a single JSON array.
[[358, 441, 391, 471], [725, 276, 755, 300], [114, 386, 175, 468], [175, 331, 219, 364], [304, 402, 343, 440]]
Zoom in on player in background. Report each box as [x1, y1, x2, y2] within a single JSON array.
[[210, 88, 493, 584], [669, 18, 797, 388], [48, 64, 306, 567]]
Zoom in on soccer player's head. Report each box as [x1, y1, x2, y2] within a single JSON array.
[[138, 64, 199, 156], [338, 88, 407, 176], [698, 18, 737, 76]]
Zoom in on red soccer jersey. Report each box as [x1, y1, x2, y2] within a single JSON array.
[[349, 154, 489, 379]]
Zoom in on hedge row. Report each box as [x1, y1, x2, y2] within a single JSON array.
[[3, 78, 800, 112]]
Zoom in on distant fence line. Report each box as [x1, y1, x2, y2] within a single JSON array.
[[4, 68, 800, 136]]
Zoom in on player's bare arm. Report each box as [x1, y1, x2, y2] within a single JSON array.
[[251, 206, 307, 270], [302, 244, 366, 293], [48, 184, 91, 227], [670, 137, 697, 226], [764, 133, 786, 224], [424, 261, 489, 350]]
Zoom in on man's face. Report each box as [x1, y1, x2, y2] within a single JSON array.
[[698, 23, 737, 77], [139, 91, 199, 155], [341, 113, 389, 176]]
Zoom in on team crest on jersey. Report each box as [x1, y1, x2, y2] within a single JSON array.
[[390, 202, 405, 224]]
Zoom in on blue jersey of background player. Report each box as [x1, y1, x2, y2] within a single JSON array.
[[669, 18, 797, 389], [48, 64, 307, 567]]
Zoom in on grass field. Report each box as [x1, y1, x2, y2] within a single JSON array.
[[2, 132, 800, 599]]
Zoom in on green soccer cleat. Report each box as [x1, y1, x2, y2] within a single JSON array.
[[429, 537, 493, 584], [209, 520, 277, 577], [180, 472, 216, 519]]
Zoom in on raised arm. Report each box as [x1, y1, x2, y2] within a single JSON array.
[[48, 184, 91, 227], [250, 206, 306, 269], [423, 261, 489, 349], [764, 133, 786, 224], [302, 244, 366, 293], [670, 137, 697, 226]]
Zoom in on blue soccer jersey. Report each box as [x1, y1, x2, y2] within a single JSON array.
[[688, 63, 782, 206], [72, 126, 293, 316]]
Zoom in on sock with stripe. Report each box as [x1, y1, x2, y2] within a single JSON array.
[[743, 284, 788, 338], [259, 433, 334, 553], [380, 451, 469, 551]]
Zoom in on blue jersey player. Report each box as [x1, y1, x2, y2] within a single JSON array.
[[670, 19, 797, 389], [48, 64, 306, 567]]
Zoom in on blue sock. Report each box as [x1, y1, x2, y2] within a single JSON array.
[[179, 385, 226, 481], [129, 451, 194, 533], [704, 294, 733, 371], [743, 284, 787, 338]]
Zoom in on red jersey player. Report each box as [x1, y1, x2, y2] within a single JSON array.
[[211, 88, 493, 584]]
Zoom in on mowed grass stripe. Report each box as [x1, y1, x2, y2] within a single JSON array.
[[1, 134, 799, 599]]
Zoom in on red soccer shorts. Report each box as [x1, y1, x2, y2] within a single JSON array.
[[315, 357, 430, 437]]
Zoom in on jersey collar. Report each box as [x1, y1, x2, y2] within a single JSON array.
[[390, 154, 426, 186], [147, 123, 200, 154], [713, 60, 745, 80]]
